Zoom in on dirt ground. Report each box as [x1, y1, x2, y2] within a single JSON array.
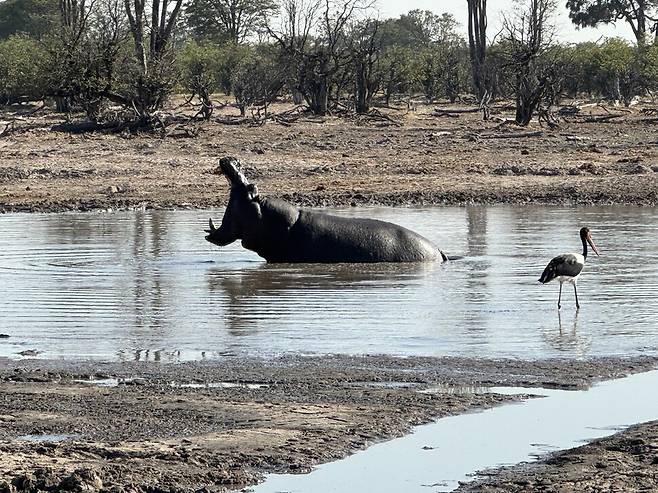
[[0, 355, 657, 492], [1, 101, 658, 213]]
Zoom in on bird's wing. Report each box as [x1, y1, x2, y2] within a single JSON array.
[[538, 253, 584, 283]]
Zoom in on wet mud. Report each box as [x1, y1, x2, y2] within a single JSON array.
[[0, 355, 656, 491]]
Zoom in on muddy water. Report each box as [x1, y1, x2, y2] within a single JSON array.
[[252, 369, 658, 493], [1, 206, 657, 360]]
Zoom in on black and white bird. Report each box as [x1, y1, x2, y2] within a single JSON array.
[[538, 227, 600, 309]]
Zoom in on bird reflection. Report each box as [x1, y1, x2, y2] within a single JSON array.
[[558, 309, 578, 336], [541, 309, 592, 355]]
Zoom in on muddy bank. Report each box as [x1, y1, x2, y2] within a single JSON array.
[[1, 102, 658, 213], [0, 355, 657, 491], [456, 419, 658, 492]]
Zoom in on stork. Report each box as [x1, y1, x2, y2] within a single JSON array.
[[538, 227, 600, 309]]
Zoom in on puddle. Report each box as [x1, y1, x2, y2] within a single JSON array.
[[74, 378, 127, 387], [250, 369, 658, 493], [350, 381, 421, 389], [175, 382, 270, 389], [17, 434, 79, 443], [419, 384, 493, 395], [73, 378, 269, 390]]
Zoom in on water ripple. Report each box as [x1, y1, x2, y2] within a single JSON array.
[[1, 206, 657, 360]]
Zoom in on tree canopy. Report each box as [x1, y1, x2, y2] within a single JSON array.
[[566, 0, 658, 45], [0, 0, 59, 39]]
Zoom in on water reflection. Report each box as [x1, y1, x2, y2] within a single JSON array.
[[206, 262, 439, 336], [0, 206, 657, 360], [540, 310, 592, 355]]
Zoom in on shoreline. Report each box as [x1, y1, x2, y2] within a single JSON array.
[[2, 192, 658, 215], [1, 355, 657, 491]]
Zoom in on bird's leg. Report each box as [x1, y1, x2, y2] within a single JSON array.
[[558, 282, 562, 309], [574, 283, 580, 309]]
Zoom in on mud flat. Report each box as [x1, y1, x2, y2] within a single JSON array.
[[0, 355, 657, 491], [1, 102, 658, 213]]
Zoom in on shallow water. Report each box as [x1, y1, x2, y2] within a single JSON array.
[[250, 369, 658, 493], [1, 206, 657, 360]]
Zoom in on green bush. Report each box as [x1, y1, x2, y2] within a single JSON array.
[[0, 34, 47, 104], [232, 46, 283, 116]]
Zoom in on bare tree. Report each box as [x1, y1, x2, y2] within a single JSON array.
[[504, 0, 557, 125], [466, 0, 487, 103], [350, 18, 381, 114], [266, 0, 321, 104], [52, 0, 95, 112], [120, 0, 184, 121], [267, 0, 372, 115]]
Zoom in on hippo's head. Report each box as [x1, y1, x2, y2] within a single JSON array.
[[206, 157, 262, 247]]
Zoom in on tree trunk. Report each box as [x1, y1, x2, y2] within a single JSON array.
[[292, 89, 304, 105], [467, 0, 488, 102], [355, 60, 368, 114], [54, 96, 72, 113]]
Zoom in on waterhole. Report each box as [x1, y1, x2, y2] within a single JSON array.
[[1, 206, 657, 360]]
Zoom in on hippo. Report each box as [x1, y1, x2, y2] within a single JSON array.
[[205, 157, 448, 263]]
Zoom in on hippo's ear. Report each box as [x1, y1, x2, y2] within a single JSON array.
[[247, 184, 259, 201]]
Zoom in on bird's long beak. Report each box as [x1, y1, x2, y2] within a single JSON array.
[[587, 235, 600, 256]]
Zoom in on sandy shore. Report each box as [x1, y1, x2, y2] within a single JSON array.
[[0, 355, 656, 491], [1, 102, 657, 213]]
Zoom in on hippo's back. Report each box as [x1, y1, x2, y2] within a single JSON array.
[[280, 210, 442, 263]]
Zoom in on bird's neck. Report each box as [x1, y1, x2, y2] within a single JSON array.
[[582, 238, 588, 259]]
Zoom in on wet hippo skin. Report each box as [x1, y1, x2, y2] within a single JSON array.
[[205, 157, 447, 263]]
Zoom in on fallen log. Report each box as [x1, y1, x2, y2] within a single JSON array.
[[216, 117, 252, 125], [51, 121, 125, 133], [434, 107, 480, 117]]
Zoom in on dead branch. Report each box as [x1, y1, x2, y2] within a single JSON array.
[[598, 104, 632, 114], [538, 109, 560, 129], [51, 121, 126, 133], [481, 130, 543, 139], [583, 114, 625, 123], [559, 105, 580, 116], [216, 116, 253, 125], [366, 109, 402, 126], [0, 121, 14, 137]]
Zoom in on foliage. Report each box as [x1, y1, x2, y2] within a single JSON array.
[[0, 0, 58, 40], [566, 0, 658, 45], [184, 0, 277, 43], [232, 46, 284, 116], [0, 34, 48, 103], [595, 37, 644, 104], [379, 46, 415, 104], [178, 40, 221, 93]]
